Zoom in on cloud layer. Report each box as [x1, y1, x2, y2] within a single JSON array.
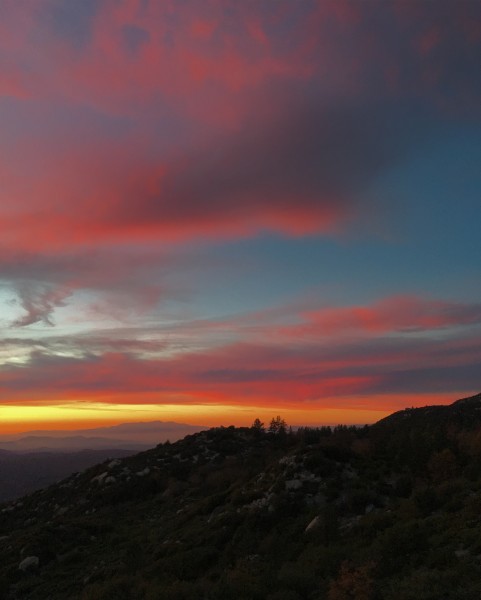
[[2, 295, 480, 415], [1, 1, 480, 425]]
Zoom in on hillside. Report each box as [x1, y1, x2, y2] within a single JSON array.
[[0, 449, 140, 503], [2, 394, 481, 599], [0, 421, 207, 502]]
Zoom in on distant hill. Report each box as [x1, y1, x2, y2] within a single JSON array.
[[0, 421, 207, 503], [1, 393, 481, 599], [0, 436, 150, 454], [0, 421, 207, 453]]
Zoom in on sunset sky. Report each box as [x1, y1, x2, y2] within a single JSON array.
[[1, 0, 480, 433]]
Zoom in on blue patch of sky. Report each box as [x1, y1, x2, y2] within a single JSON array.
[[184, 125, 481, 318], [363, 125, 481, 288]]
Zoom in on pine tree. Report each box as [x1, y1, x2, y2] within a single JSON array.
[[251, 418, 265, 432], [268, 416, 287, 434]]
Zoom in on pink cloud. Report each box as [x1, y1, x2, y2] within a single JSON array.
[[0, 0, 479, 260], [1, 1, 479, 121], [281, 296, 481, 338], [1, 326, 480, 410]]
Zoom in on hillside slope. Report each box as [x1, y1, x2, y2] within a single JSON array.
[[1, 394, 481, 599], [0, 449, 140, 502]]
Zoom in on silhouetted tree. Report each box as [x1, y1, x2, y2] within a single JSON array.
[[251, 418, 265, 432], [269, 416, 287, 434]]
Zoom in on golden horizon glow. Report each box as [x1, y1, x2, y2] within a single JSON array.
[[0, 391, 463, 435], [0, 401, 388, 434]]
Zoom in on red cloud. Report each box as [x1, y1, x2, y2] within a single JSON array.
[[0, 346, 383, 406], [1, 306, 480, 409], [282, 296, 481, 338], [2, 1, 479, 115], [0, 0, 479, 257]]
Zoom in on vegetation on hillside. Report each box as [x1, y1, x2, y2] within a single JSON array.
[[1, 393, 481, 599]]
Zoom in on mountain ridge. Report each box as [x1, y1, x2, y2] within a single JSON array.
[[2, 392, 481, 599]]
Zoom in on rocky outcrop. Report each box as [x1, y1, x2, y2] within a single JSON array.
[[19, 556, 39, 571]]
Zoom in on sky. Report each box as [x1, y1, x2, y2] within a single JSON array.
[[1, 0, 480, 433]]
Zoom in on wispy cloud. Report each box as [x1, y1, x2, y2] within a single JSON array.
[[2, 294, 480, 411], [11, 284, 71, 327]]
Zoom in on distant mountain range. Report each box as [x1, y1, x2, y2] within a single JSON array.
[[0, 421, 207, 502], [0, 420, 207, 453]]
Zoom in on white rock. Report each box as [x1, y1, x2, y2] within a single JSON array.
[[136, 467, 150, 477], [305, 516, 320, 532], [245, 497, 269, 510], [105, 476, 116, 484], [92, 472, 108, 484], [19, 556, 39, 571], [108, 459, 121, 469], [285, 479, 303, 491]]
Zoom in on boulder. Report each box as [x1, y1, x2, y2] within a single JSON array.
[[92, 472, 108, 484], [305, 516, 320, 532], [19, 556, 39, 571], [136, 467, 150, 477], [285, 479, 303, 491]]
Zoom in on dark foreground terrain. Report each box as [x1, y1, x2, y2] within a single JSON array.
[[0, 449, 141, 503], [2, 393, 481, 599]]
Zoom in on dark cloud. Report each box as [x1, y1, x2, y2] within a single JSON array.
[[1, 333, 170, 357], [121, 24, 150, 57], [43, 0, 101, 50], [109, 99, 435, 237], [11, 284, 71, 327], [370, 363, 481, 395]]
